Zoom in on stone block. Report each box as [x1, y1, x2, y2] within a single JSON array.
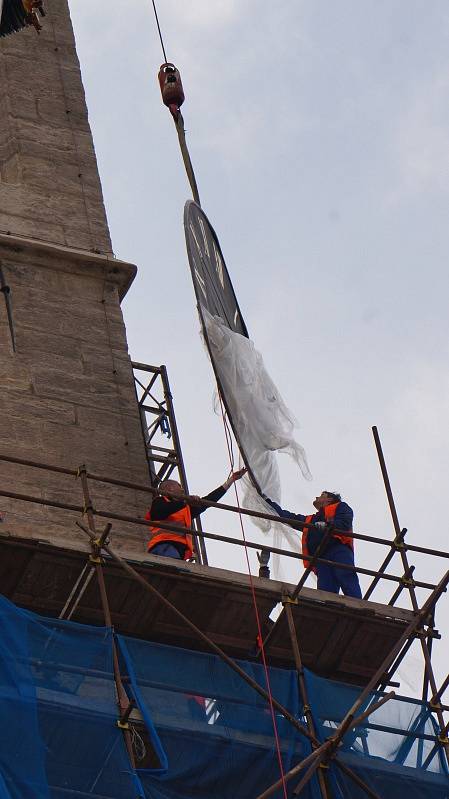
[[0, 153, 20, 185], [0, 415, 43, 452], [16, 328, 84, 359], [31, 367, 138, 415], [0, 211, 65, 244], [0, 388, 76, 426], [0, 359, 31, 391]]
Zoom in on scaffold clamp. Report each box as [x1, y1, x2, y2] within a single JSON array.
[[89, 554, 103, 565], [393, 528, 408, 550], [282, 596, 298, 606]]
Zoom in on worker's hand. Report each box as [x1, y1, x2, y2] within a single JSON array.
[[314, 521, 327, 530], [223, 468, 247, 490], [188, 495, 201, 504]]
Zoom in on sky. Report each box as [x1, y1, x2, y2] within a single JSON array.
[[69, 1, 449, 692]]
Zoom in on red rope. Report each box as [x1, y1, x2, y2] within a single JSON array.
[[219, 397, 289, 799]]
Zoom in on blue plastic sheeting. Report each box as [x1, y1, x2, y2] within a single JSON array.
[[307, 669, 448, 773], [0, 596, 144, 799], [0, 593, 448, 799], [306, 669, 449, 799], [118, 635, 321, 799], [119, 636, 449, 799]]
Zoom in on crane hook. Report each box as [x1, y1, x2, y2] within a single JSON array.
[[158, 62, 185, 118]]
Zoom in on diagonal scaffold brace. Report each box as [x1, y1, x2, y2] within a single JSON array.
[[370, 425, 449, 768], [255, 566, 449, 799], [75, 517, 449, 799]]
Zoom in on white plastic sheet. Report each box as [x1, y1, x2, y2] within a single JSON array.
[[201, 308, 312, 575]]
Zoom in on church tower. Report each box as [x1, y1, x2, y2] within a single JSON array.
[[0, 0, 150, 554]]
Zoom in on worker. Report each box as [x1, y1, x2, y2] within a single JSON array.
[[146, 468, 246, 560], [263, 490, 362, 598]]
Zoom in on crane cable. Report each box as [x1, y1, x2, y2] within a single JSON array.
[[149, 4, 288, 792], [150, 0, 167, 63]]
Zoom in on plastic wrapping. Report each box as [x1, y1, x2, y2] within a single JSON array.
[[0, 594, 446, 799], [202, 308, 311, 574]]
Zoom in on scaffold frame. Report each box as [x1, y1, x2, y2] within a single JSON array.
[[0, 448, 448, 798]]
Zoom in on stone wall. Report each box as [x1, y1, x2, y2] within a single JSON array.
[[0, 235, 151, 555], [0, 0, 111, 253], [0, 2, 154, 558]]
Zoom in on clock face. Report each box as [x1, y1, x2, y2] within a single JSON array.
[[184, 201, 262, 491], [184, 201, 248, 338]]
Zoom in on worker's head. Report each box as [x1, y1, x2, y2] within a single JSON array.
[[313, 491, 341, 510], [160, 479, 184, 498]]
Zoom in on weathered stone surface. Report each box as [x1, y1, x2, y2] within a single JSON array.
[[0, 0, 112, 253], [0, 4, 151, 559], [0, 236, 150, 557], [0, 389, 76, 426]]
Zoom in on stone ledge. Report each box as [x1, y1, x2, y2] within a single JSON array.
[[0, 231, 137, 300]]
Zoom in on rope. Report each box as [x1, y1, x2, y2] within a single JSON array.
[[150, 0, 168, 63], [219, 396, 288, 799]]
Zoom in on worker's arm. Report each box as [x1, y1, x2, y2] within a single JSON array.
[[262, 495, 306, 523], [334, 502, 353, 531], [190, 468, 247, 519], [190, 485, 227, 519]]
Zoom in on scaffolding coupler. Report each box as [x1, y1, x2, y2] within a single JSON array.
[[117, 700, 136, 730], [88, 555, 103, 565], [282, 596, 298, 606], [89, 524, 111, 564], [393, 528, 407, 551]]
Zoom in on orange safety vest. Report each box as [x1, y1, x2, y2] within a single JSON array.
[[301, 502, 353, 570], [146, 498, 194, 560]]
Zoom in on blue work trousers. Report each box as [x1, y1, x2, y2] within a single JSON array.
[[317, 541, 362, 598], [151, 542, 184, 559]]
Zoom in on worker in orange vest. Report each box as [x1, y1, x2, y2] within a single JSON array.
[[146, 468, 246, 560], [263, 490, 362, 598]]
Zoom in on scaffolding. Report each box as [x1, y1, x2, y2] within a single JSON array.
[[0, 426, 448, 798], [132, 361, 208, 565]]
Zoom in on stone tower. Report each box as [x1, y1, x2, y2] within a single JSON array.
[[0, 0, 150, 554]]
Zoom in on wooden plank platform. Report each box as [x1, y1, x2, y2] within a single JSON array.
[[0, 534, 415, 686]]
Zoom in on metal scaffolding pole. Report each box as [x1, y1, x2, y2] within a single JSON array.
[[256, 570, 449, 799], [77, 467, 136, 770], [370, 426, 449, 768]]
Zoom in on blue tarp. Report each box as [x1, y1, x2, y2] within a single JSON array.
[[0, 594, 447, 798]]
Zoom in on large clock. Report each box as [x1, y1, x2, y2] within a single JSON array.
[[184, 200, 311, 501], [184, 201, 248, 338], [184, 200, 262, 490]]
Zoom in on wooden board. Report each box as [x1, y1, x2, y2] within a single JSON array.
[[0, 535, 415, 686]]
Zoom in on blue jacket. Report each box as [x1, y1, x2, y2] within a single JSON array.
[[264, 497, 353, 532]]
